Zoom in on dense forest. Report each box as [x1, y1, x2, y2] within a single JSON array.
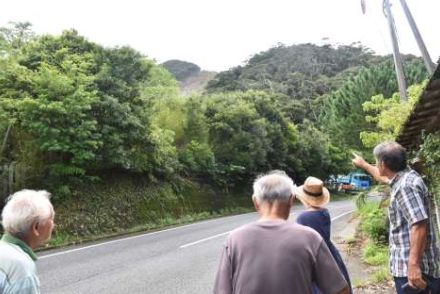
[[0, 22, 429, 238]]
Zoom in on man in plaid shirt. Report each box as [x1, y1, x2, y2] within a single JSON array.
[[353, 142, 440, 294]]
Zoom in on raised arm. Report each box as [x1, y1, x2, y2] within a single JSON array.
[[351, 154, 389, 184]]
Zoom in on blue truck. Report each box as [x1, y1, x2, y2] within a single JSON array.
[[335, 172, 371, 192]]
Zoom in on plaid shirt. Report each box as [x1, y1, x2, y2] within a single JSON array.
[[388, 168, 440, 278]]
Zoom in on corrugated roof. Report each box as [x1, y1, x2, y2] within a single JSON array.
[[397, 62, 440, 149]]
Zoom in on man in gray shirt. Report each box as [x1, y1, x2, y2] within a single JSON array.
[[213, 171, 349, 294]]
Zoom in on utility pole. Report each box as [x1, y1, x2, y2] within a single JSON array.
[[383, 0, 407, 101], [399, 0, 435, 75]]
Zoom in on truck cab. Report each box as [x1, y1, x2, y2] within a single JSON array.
[[336, 172, 371, 192]]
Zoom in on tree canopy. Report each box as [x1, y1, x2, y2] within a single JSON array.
[[0, 22, 430, 199]]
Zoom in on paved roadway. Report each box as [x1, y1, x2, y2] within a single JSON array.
[[38, 199, 355, 294]]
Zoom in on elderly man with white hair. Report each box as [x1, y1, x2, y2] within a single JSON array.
[[213, 170, 349, 294], [0, 189, 55, 294]]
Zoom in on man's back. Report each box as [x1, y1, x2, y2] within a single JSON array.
[[0, 240, 40, 294], [214, 220, 347, 294]]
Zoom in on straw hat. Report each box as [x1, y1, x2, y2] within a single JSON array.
[[296, 176, 330, 207]]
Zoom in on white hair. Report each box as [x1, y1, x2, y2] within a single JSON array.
[[1, 189, 53, 236], [252, 170, 295, 204]]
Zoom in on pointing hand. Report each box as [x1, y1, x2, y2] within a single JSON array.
[[351, 152, 367, 169]]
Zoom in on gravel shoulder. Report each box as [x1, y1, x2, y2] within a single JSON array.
[[332, 216, 395, 294]]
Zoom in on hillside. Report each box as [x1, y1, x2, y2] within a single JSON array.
[[162, 59, 201, 81], [206, 43, 382, 95], [206, 43, 428, 123], [162, 59, 216, 94], [180, 70, 217, 95]]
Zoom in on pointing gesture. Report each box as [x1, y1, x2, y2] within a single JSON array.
[[351, 152, 367, 169], [351, 152, 389, 184]]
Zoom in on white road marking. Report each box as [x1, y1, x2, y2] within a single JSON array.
[[39, 212, 256, 259], [331, 210, 355, 221], [179, 231, 231, 249], [290, 202, 354, 215], [179, 208, 355, 249]]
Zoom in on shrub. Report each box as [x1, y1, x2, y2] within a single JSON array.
[[362, 242, 388, 266], [371, 267, 390, 283], [359, 202, 389, 243]]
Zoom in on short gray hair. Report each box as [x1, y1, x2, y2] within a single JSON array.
[[373, 141, 407, 172], [1, 189, 54, 236], [252, 170, 295, 204]]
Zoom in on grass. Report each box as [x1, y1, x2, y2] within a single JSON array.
[[362, 242, 388, 266], [345, 235, 356, 246], [371, 266, 390, 283], [357, 201, 381, 217], [357, 199, 388, 243], [352, 278, 368, 289], [350, 193, 392, 288], [42, 206, 253, 250], [48, 232, 77, 247], [356, 196, 392, 285]]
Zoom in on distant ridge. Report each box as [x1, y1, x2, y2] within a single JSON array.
[[162, 59, 216, 94]]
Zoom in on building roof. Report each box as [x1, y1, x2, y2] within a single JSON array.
[[397, 62, 440, 149]]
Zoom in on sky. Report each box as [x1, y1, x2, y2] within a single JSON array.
[[1, 0, 439, 71]]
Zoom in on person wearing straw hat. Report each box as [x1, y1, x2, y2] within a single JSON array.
[[296, 176, 352, 294]]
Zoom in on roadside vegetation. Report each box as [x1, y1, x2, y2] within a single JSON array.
[[354, 189, 391, 286], [420, 131, 440, 241], [49, 205, 252, 248], [0, 22, 431, 244]]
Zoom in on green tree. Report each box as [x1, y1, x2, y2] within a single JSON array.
[[0, 27, 181, 189], [360, 82, 426, 147], [0, 22, 35, 56], [178, 96, 215, 177], [319, 58, 428, 150], [203, 90, 303, 185], [207, 43, 382, 123], [0, 58, 100, 178]]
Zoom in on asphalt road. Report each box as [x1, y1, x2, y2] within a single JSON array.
[[38, 199, 356, 294]]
